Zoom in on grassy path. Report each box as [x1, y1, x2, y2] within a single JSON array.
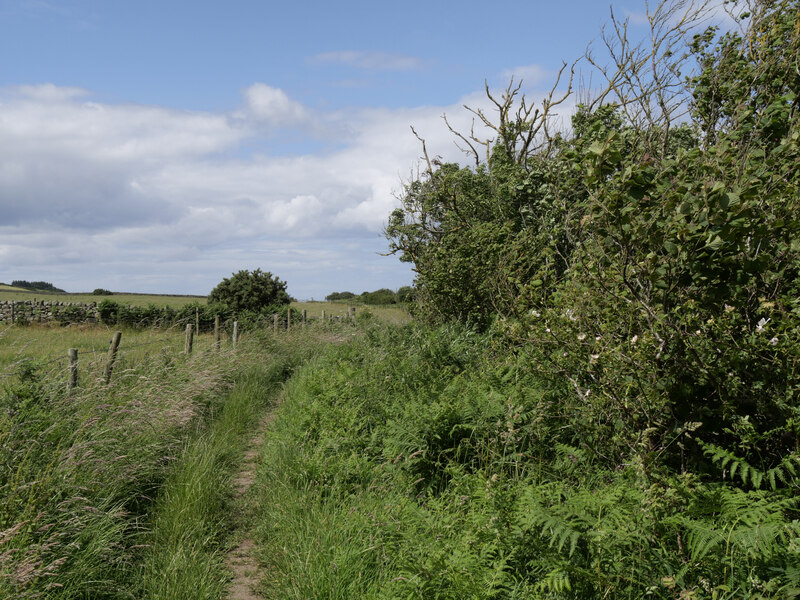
[[134, 330, 327, 599], [136, 365, 283, 599], [226, 408, 278, 600]]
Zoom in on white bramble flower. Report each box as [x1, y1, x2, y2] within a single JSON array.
[[590, 354, 600, 363], [756, 317, 770, 333], [577, 333, 587, 341], [769, 336, 779, 346], [631, 335, 639, 344]]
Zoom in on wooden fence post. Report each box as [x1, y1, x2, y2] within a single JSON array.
[[273, 313, 278, 332], [232, 321, 239, 349], [185, 323, 194, 355], [104, 331, 122, 384], [321, 309, 326, 323], [67, 348, 78, 392], [195, 307, 200, 334], [302, 309, 307, 326], [214, 315, 221, 351]]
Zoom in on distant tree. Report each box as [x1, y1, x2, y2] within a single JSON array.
[[396, 286, 414, 303], [208, 269, 290, 313], [93, 288, 113, 295], [326, 291, 356, 302], [12, 280, 65, 292], [361, 288, 397, 305]]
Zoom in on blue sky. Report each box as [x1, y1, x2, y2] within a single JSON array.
[[0, 0, 733, 298], [2, 1, 614, 110]]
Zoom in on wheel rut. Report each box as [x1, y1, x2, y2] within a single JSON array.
[[226, 408, 276, 600]]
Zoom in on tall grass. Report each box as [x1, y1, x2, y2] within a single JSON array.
[[0, 322, 328, 598], [136, 330, 327, 599]]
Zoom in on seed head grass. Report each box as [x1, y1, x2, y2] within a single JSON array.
[[0, 321, 325, 598]]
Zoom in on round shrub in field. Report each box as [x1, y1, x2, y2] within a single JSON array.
[[208, 269, 290, 313], [360, 288, 397, 305]]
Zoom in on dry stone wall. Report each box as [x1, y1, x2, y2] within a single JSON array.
[[0, 300, 100, 325]]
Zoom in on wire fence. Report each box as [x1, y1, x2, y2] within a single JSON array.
[[0, 307, 360, 387]]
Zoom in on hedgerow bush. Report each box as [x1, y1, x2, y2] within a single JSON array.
[[386, 0, 800, 502], [254, 321, 800, 599], [208, 269, 290, 313], [95, 299, 300, 333]]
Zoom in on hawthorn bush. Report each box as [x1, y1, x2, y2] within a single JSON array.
[[207, 269, 290, 314], [387, 1, 800, 472]]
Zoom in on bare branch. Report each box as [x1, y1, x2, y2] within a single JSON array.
[[442, 114, 482, 168], [584, 0, 721, 157], [410, 125, 432, 176]]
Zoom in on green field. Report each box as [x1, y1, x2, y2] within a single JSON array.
[[0, 325, 196, 375], [0, 288, 207, 307], [292, 300, 411, 324], [0, 300, 408, 375]]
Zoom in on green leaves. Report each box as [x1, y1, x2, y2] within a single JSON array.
[[207, 268, 290, 313]]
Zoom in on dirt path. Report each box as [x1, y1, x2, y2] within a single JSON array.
[[226, 409, 276, 600]]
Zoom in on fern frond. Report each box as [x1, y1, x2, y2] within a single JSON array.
[[728, 522, 786, 559], [698, 441, 800, 491], [534, 513, 581, 557], [536, 566, 572, 594], [678, 516, 726, 560], [765, 452, 800, 490], [678, 485, 800, 564], [697, 440, 762, 487]]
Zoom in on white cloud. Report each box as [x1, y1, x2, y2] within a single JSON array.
[[310, 51, 423, 71], [0, 81, 570, 297], [242, 83, 308, 126], [267, 195, 323, 231], [0, 91, 243, 163], [13, 83, 89, 102]]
